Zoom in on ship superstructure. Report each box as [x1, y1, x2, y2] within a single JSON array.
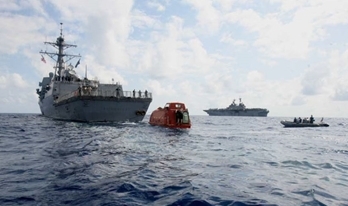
[[36, 23, 152, 122]]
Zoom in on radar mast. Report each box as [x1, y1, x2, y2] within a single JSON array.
[[40, 23, 81, 80]]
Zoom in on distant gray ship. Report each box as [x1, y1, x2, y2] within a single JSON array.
[[36, 23, 152, 122], [203, 98, 269, 117]]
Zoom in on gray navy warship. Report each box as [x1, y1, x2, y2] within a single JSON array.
[[203, 98, 269, 117], [36, 24, 152, 122]]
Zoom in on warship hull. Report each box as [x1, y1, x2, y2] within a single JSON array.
[[39, 94, 151, 122], [203, 109, 269, 117]]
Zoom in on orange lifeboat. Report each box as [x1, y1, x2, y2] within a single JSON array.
[[149, 102, 191, 128]]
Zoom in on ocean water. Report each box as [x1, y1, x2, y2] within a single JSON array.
[[0, 114, 348, 206]]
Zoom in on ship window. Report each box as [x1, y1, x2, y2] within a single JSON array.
[[175, 104, 182, 108]]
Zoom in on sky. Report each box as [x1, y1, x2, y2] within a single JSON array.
[[1, 0, 348, 117]]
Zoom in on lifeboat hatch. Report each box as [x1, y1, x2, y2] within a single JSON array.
[[182, 111, 189, 124]]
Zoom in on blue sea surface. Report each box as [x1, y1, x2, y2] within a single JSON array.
[[0, 114, 348, 205]]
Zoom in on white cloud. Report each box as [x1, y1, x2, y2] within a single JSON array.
[[259, 58, 277, 67], [186, 38, 216, 72], [74, 55, 126, 85], [224, 1, 348, 59], [245, 70, 266, 90], [290, 95, 306, 106], [0, 71, 37, 113], [0, 72, 29, 89], [0, 14, 49, 54], [202, 71, 234, 94], [220, 33, 246, 46], [215, 0, 236, 11], [135, 16, 193, 78], [325, 50, 348, 101], [50, 0, 134, 23], [301, 64, 330, 96], [132, 9, 161, 29], [147, 1, 165, 11], [333, 89, 348, 101], [269, 0, 307, 12], [48, 0, 134, 69], [183, 0, 222, 33], [147, 79, 175, 97], [0, 0, 21, 11], [225, 9, 312, 59]]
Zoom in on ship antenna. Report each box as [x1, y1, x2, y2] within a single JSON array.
[[85, 65, 88, 79], [60, 22, 63, 36], [45, 35, 47, 50]]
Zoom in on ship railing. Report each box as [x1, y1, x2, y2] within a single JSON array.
[[55, 88, 152, 104]]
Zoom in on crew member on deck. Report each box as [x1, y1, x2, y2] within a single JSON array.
[[310, 115, 315, 123], [116, 88, 120, 97], [176, 110, 183, 124], [175, 110, 184, 124]]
